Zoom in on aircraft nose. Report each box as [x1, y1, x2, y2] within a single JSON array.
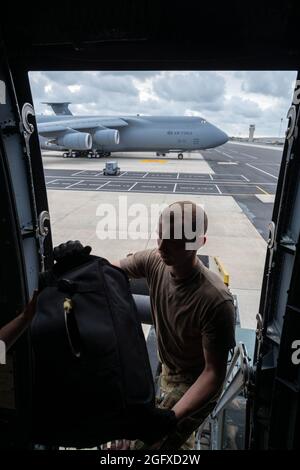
[[215, 127, 228, 146]]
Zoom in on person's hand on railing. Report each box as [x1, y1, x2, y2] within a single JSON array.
[[100, 440, 131, 450], [129, 405, 178, 446]]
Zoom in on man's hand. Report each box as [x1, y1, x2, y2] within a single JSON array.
[[131, 405, 178, 445], [54, 240, 92, 263], [22, 289, 39, 322], [52, 240, 92, 274], [0, 289, 40, 351]]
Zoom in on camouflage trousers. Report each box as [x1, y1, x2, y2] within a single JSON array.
[[134, 364, 220, 450]]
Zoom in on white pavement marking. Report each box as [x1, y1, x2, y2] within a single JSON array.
[[241, 174, 250, 182], [256, 185, 269, 195], [241, 152, 258, 160], [209, 174, 213, 180], [72, 170, 87, 176], [260, 163, 281, 166], [45, 174, 110, 181], [46, 174, 214, 185], [216, 149, 234, 160], [202, 181, 276, 186], [46, 179, 59, 184], [96, 181, 111, 190], [221, 151, 235, 160], [65, 180, 84, 189], [128, 182, 138, 191], [213, 173, 245, 176], [142, 172, 149, 178], [246, 163, 278, 180], [215, 185, 222, 194], [173, 183, 177, 193], [255, 194, 275, 203]]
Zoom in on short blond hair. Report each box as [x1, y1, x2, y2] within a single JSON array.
[[159, 201, 208, 243]]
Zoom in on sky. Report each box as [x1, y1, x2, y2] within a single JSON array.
[[29, 70, 297, 137]]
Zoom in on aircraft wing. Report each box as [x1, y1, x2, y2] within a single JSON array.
[[38, 117, 128, 137]]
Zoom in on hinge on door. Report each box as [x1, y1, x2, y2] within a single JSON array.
[[37, 211, 50, 272], [21, 103, 35, 154], [256, 313, 263, 343], [267, 221, 276, 250], [286, 105, 297, 141], [255, 313, 264, 359]]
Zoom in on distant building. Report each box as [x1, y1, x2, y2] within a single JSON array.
[[249, 124, 255, 142]]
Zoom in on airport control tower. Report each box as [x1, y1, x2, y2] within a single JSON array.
[[249, 124, 255, 142]]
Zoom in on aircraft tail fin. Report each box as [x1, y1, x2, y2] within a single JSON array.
[[42, 102, 73, 116]]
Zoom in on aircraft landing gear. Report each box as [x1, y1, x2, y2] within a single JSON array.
[[63, 151, 81, 158], [91, 150, 105, 158], [63, 150, 89, 158], [62, 150, 111, 159], [178, 153, 184, 160], [89, 151, 111, 158]]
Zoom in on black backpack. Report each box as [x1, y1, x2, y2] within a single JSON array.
[[31, 255, 155, 447]]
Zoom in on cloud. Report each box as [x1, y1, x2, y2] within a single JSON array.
[[29, 70, 297, 136], [152, 72, 225, 109], [227, 96, 262, 118], [238, 71, 296, 99]]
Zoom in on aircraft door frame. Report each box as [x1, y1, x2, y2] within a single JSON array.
[[248, 72, 300, 450], [0, 45, 52, 448]]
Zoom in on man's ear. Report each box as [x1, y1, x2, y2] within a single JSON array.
[[197, 235, 206, 248]]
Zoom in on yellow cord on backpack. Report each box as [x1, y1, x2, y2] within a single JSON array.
[[64, 297, 73, 314]]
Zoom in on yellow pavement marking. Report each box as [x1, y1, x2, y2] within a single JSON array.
[[139, 159, 167, 163], [256, 185, 270, 195], [214, 256, 230, 286]]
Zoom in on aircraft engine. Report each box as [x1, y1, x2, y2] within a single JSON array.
[[93, 129, 120, 146], [56, 132, 92, 150]]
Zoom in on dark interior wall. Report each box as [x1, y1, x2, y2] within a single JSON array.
[[1, 1, 300, 70]]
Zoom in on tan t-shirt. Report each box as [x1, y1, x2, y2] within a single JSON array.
[[120, 249, 235, 377]]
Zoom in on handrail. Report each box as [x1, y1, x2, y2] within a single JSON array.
[[212, 342, 251, 419]]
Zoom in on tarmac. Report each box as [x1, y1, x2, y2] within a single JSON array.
[[43, 142, 283, 329]]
